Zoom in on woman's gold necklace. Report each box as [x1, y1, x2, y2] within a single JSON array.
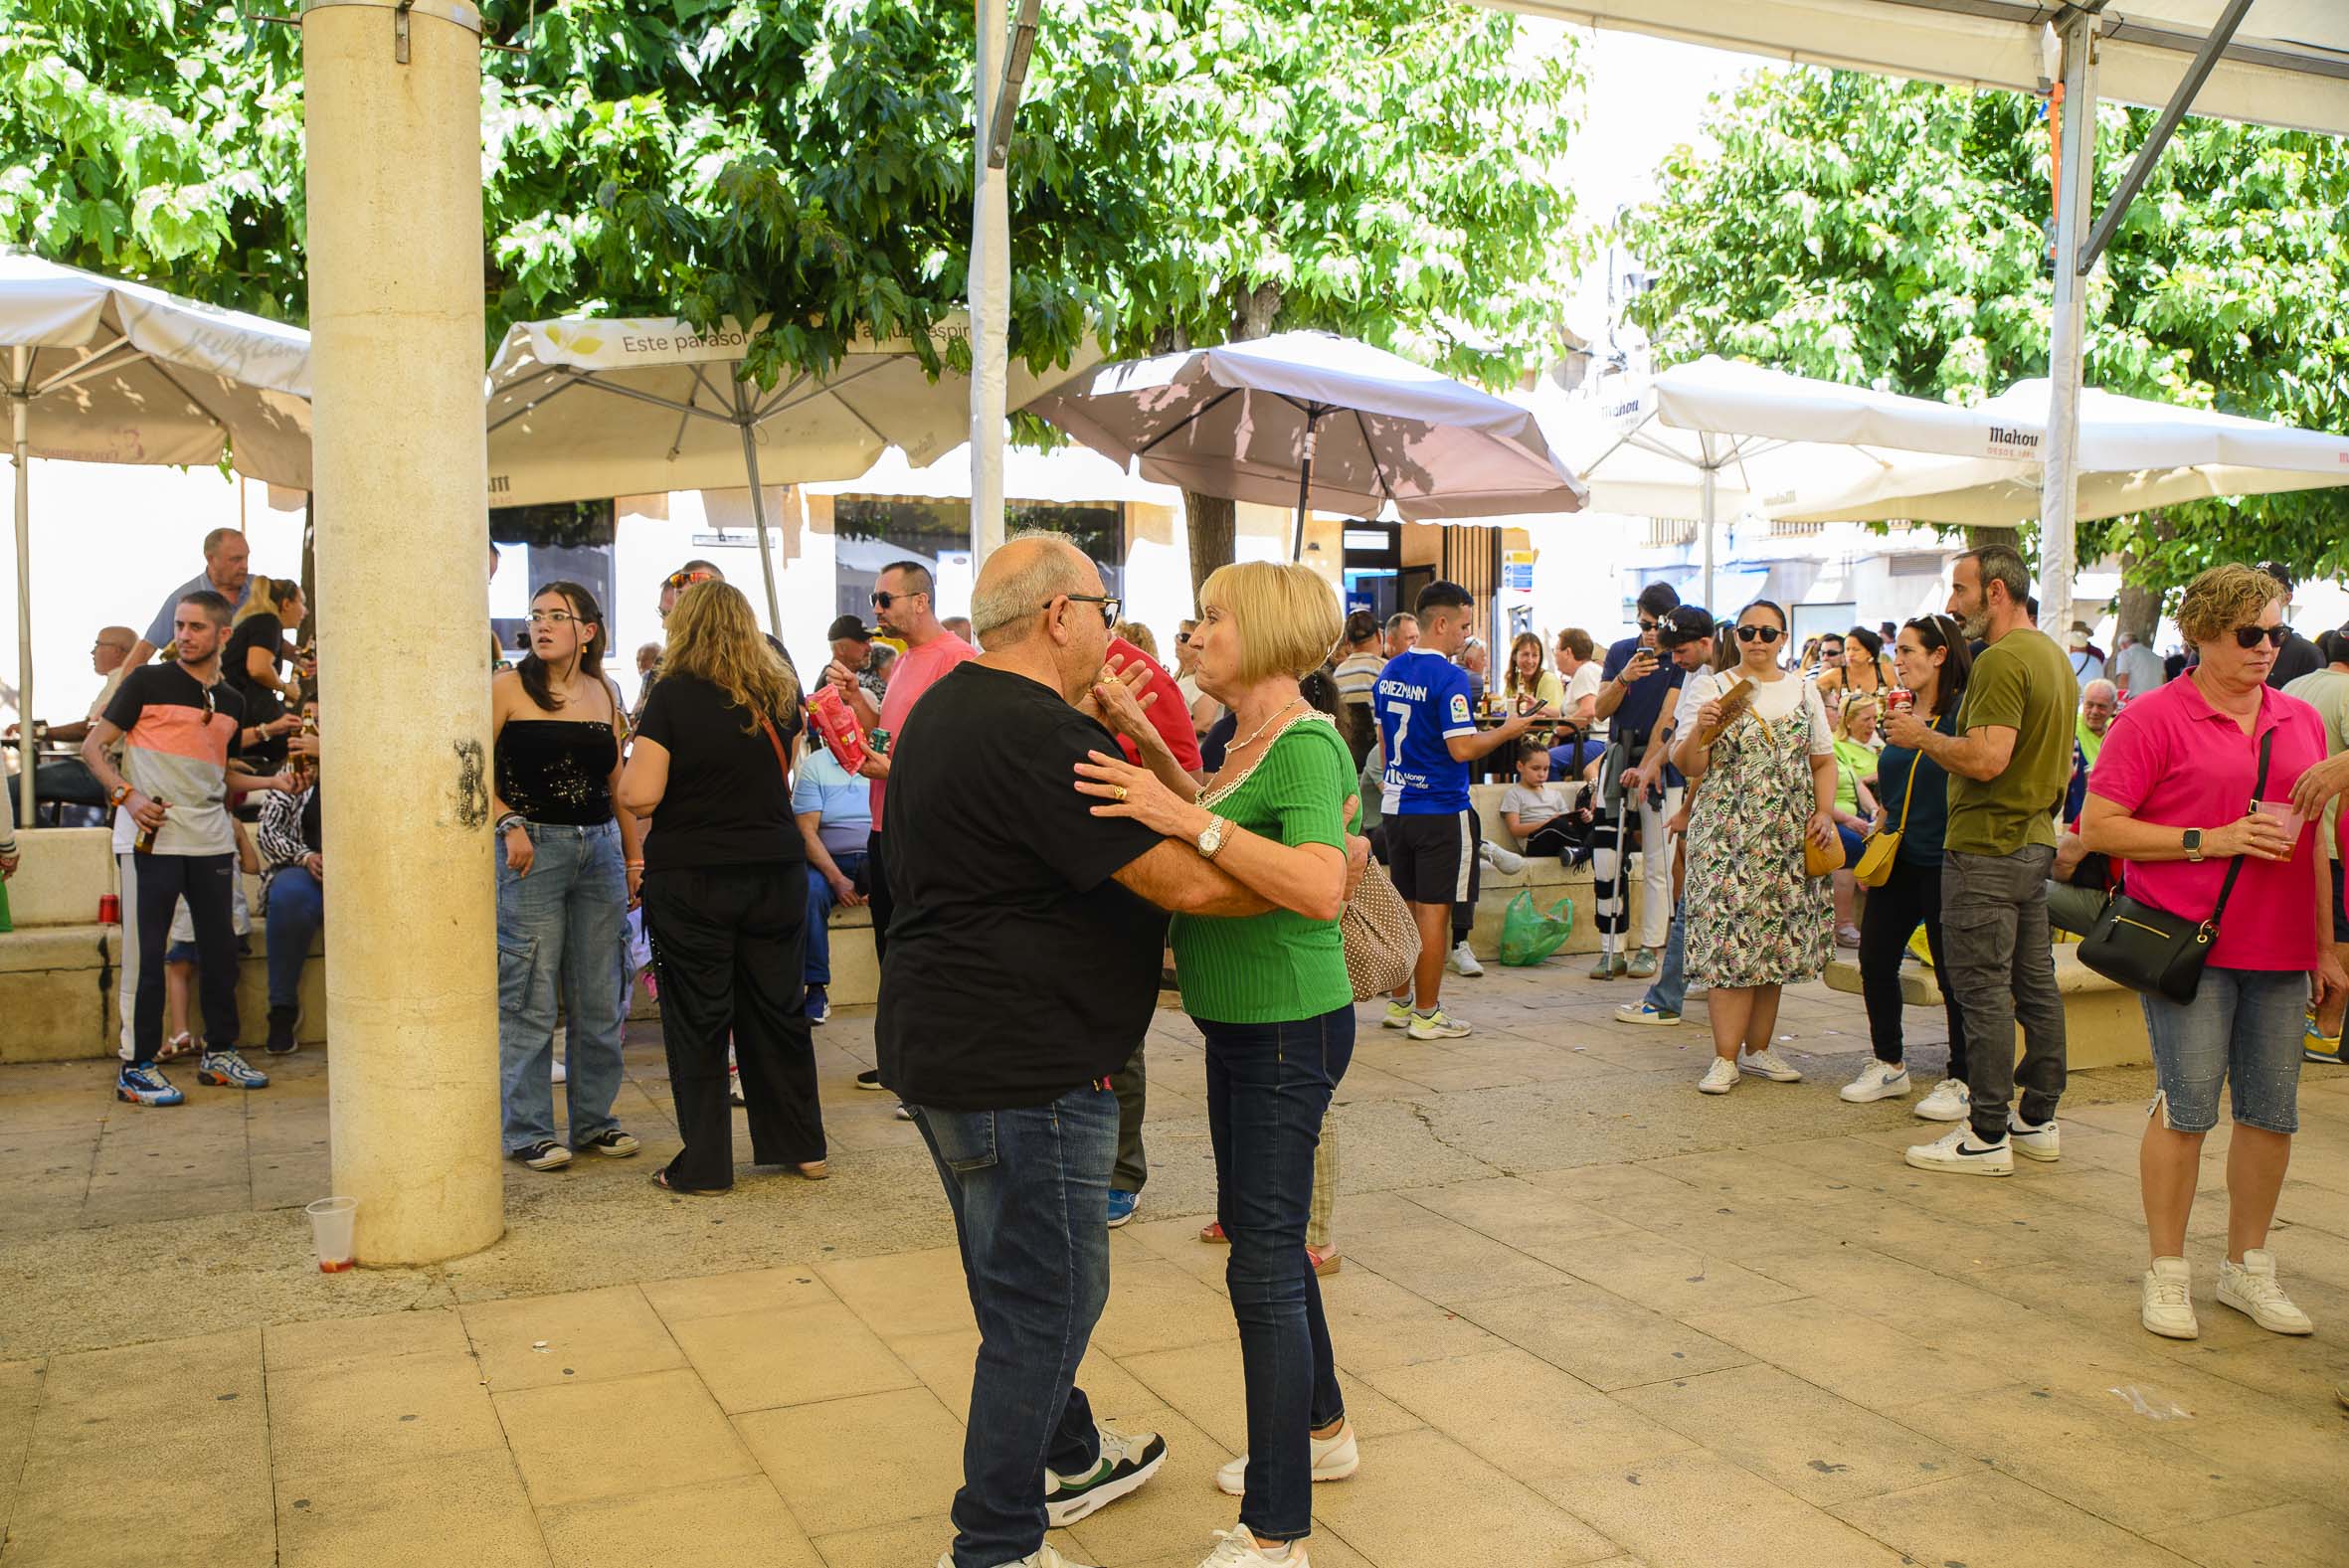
[[1227, 696, 1303, 755]]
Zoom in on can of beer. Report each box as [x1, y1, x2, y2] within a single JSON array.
[[98, 894, 121, 925], [1887, 687, 1915, 716], [868, 728, 892, 756]]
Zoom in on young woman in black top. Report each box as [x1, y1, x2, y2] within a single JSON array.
[[225, 577, 305, 776], [490, 582, 642, 1172], [620, 580, 826, 1192]]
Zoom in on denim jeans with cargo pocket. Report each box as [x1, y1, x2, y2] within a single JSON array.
[[1940, 845, 2067, 1141], [496, 820, 629, 1153]]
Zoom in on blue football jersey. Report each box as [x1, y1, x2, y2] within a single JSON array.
[[1375, 650, 1476, 814]]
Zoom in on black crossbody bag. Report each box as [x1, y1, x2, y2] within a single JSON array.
[[2077, 731, 2271, 1005]]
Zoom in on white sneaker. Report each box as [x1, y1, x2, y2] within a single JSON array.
[[1216, 1423, 1358, 1496], [1446, 941, 1485, 977], [1045, 1424, 1168, 1526], [1614, 1000, 1681, 1027], [1198, 1525, 1308, 1566], [1739, 1048, 1803, 1083], [551, 1056, 567, 1085], [935, 1545, 1098, 1568], [1381, 1000, 1414, 1030], [1913, 1078, 1970, 1123], [2006, 1111, 2061, 1162], [1840, 1061, 1910, 1103], [2217, 1249, 2315, 1334], [1480, 842, 1527, 875], [1904, 1125, 2013, 1175], [1407, 1009, 1472, 1041], [1698, 1057, 1739, 1095], [2141, 1256, 2198, 1339]]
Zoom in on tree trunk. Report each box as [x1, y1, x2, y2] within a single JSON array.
[[1180, 282, 1285, 601], [2114, 520, 2173, 648], [1964, 524, 2021, 553]]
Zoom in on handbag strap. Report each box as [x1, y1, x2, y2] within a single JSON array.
[[758, 713, 793, 781], [2204, 727, 2277, 934], [1889, 714, 1941, 833]]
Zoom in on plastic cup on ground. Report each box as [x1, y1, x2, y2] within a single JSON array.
[[305, 1196, 358, 1273]]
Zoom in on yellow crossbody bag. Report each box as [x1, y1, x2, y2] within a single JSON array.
[[1853, 723, 1930, 889]]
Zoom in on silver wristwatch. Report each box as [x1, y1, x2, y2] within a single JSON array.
[[1196, 816, 1227, 861]]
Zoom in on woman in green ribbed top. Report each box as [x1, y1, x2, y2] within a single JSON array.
[[1075, 561, 1364, 1561]]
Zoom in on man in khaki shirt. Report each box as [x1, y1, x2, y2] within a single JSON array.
[[1885, 545, 2078, 1176]]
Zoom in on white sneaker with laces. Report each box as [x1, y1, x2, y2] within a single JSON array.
[[1407, 1009, 1471, 1041], [2217, 1249, 2314, 1334], [1381, 1000, 1414, 1030], [1739, 1048, 1803, 1083], [2005, 1111, 2061, 1162], [1197, 1525, 1307, 1566], [1698, 1056, 1739, 1095], [2141, 1256, 2198, 1339], [1446, 941, 1485, 977], [1903, 1125, 2013, 1175], [1840, 1061, 1910, 1103], [1913, 1078, 1971, 1122], [1480, 842, 1527, 875], [1216, 1423, 1358, 1496]]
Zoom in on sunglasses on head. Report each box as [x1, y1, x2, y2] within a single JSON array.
[[663, 569, 717, 593], [1735, 624, 1785, 644], [2233, 624, 2289, 650]]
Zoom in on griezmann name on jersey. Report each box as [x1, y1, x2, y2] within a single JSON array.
[[1376, 649, 1476, 815]]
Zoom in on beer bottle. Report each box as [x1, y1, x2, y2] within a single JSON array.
[[132, 797, 168, 856]]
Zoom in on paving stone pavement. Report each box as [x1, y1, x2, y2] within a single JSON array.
[[3, 960, 2347, 1566]]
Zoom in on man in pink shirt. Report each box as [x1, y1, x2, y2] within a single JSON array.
[[829, 561, 976, 1095]]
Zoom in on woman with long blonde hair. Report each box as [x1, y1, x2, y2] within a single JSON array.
[[620, 582, 826, 1192]]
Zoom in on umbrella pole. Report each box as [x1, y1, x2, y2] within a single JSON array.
[[1700, 456, 1717, 611], [733, 393, 788, 640], [1293, 410, 1322, 562], [10, 346, 31, 834]]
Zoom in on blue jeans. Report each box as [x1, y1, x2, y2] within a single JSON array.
[[265, 866, 323, 1011], [496, 820, 629, 1152], [1642, 903, 1687, 1015], [803, 848, 867, 984], [910, 1086, 1113, 1568], [1201, 1005, 1354, 1541], [2140, 966, 2306, 1134]]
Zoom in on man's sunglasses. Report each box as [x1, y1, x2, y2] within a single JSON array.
[[1735, 624, 1785, 644], [1049, 593, 1121, 629], [663, 569, 718, 593], [1636, 617, 1659, 632], [2234, 624, 2290, 649], [871, 589, 928, 610]]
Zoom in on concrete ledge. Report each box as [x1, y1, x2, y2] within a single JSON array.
[[1823, 950, 2147, 1069], [0, 826, 117, 927]]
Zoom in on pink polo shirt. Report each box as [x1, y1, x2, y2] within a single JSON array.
[[2086, 675, 2329, 970], [868, 631, 977, 831]]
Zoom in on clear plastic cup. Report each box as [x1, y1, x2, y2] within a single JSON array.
[[305, 1196, 358, 1273], [2255, 799, 2305, 841]]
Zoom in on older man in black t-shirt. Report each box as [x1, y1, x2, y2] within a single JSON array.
[[879, 534, 1264, 1568]]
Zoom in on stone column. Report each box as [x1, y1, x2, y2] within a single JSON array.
[[302, 0, 503, 1264]]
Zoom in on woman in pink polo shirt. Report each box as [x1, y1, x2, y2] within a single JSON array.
[[2082, 565, 2348, 1343]]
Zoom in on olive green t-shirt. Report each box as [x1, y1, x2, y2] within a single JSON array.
[[1945, 627, 2079, 857]]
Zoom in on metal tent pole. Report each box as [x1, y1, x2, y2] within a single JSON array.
[[969, 0, 1011, 572], [2039, 13, 2099, 643], [10, 346, 31, 832]]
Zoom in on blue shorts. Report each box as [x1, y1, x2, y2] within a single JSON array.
[[2138, 965, 2306, 1134]]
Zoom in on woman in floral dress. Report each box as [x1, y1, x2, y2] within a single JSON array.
[[1672, 600, 1839, 1096]]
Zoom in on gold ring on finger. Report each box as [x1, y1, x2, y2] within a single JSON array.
[[1115, 786, 1129, 802]]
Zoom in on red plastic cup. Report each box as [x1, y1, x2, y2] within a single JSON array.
[[98, 894, 121, 925]]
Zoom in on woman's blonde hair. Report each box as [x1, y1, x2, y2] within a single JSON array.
[[1196, 561, 1344, 684], [1835, 694, 1880, 741], [2177, 564, 2287, 646], [658, 581, 799, 731], [233, 575, 302, 628], [1112, 620, 1159, 659]]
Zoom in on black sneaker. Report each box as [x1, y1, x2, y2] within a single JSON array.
[[265, 1005, 299, 1057], [578, 1129, 640, 1158], [1044, 1425, 1168, 1526], [855, 1068, 885, 1091], [512, 1140, 572, 1171]]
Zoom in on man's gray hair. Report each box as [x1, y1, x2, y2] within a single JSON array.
[[1960, 543, 2032, 609], [970, 532, 1092, 647], [202, 526, 245, 558], [2082, 678, 2117, 704]]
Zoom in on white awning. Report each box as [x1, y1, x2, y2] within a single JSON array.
[[1502, 2, 2349, 136]]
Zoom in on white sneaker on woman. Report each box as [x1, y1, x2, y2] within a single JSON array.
[[1841, 1061, 1909, 1102], [2217, 1250, 2314, 1334], [1739, 1048, 1803, 1082], [1913, 1078, 1970, 1122], [1197, 1525, 1307, 1565], [2141, 1257, 2198, 1339], [1697, 1057, 1739, 1095], [1215, 1423, 1357, 1496]]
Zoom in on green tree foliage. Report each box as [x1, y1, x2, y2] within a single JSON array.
[[1622, 70, 2349, 592]]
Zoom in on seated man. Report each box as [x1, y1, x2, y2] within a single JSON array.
[[1499, 739, 1596, 867], [794, 737, 872, 1026], [824, 614, 887, 711], [3, 624, 137, 827]]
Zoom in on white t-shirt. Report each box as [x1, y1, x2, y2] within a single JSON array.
[[1678, 667, 1832, 756], [1563, 662, 1604, 731], [2113, 643, 2166, 696], [1500, 781, 1576, 830]]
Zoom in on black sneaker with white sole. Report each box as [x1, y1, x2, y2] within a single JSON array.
[[513, 1139, 572, 1171], [1044, 1425, 1168, 1526], [578, 1129, 640, 1157]]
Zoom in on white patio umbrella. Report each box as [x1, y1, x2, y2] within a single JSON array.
[[1, 253, 312, 827], [1538, 357, 2020, 609], [1025, 331, 1587, 558], [1770, 378, 2349, 531], [485, 313, 1096, 632]]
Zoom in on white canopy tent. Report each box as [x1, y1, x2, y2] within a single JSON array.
[[1533, 357, 2019, 608], [484, 311, 1094, 632], [1769, 377, 2349, 528], [1029, 331, 1588, 557], [1, 254, 312, 827]]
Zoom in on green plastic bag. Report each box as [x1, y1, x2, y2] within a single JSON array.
[[1499, 889, 1574, 966]]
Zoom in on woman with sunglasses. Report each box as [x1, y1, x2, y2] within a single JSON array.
[[489, 582, 642, 1172], [1673, 601, 1838, 1095], [1841, 615, 1977, 1119], [2078, 565, 2345, 1340]]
